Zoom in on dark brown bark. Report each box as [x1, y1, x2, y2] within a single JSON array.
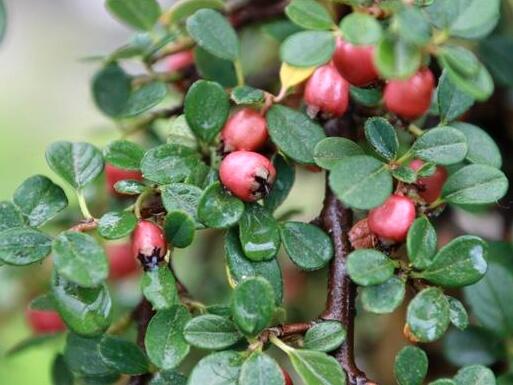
[[229, 0, 289, 29]]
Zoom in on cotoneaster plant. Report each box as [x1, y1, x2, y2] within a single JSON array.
[[0, 1, 512, 385]]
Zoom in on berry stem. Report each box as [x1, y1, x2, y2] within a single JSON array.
[[77, 191, 93, 220], [269, 334, 294, 353], [234, 59, 245, 86]]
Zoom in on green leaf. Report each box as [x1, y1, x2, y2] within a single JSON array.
[[141, 144, 199, 184], [149, 370, 187, 385], [46, 141, 104, 189], [280, 221, 333, 271], [392, 166, 417, 184], [232, 277, 275, 336], [480, 36, 513, 88], [406, 287, 450, 342], [329, 155, 392, 210], [347, 249, 395, 286], [145, 305, 191, 369], [167, 114, 198, 150], [141, 265, 179, 311], [240, 352, 285, 385], [394, 6, 431, 46], [195, 46, 237, 88], [0, 227, 51, 265], [92, 63, 131, 117], [394, 346, 428, 385], [264, 155, 296, 211], [30, 293, 56, 311], [103, 140, 144, 171], [98, 211, 137, 240], [313, 137, 364, 170], [163, 211, 195, 248], [339, 13, 382, 45], [442, 165, 508, 206], [267, 105, 326, 164], [452, 122, 502, 168], [361, 275, 406, 314], [285, 0, 333, 30], [447, 296, 469, 331], [231, 86, 265, 105], [13, 175, 68, 227], [303, 321, 346, 352], [122, 81, 167, 118], [364, 117, 399, 161], [407, 217, 437, 270], [64, 334, 118, 378], [444, 326, 503, 367], [188, 351, 243, 385], [428, 381, 456, 385], [375, 36, 421, 80], [262, 19, 304, 42], [52, 354, 74, 385], [184, 80, 230, 144], [225, 229, 283, 305], [0, 201, 23, 232], [168, 0, 225, 24], [161, 183, 202, 226], [106, 0, 160, 31], [0, 0, 6, 43], [99, 336, 148, 375], [197, 182, 245, 229], [186, 9, 239, 61], [7, 334, 61, 357], [454, 365, 496, 385], [239, 204, 281, 262], [184, 314, 241, 350], [52, 232, 108, 288], [280, 31, 336, 67], [288, 349, 346, 385], [52, 274, 112, 336], [114, 179, 146, 195], [412, 126, 468, 166], [437, 71, 474, 123], [350, 86, 382, 107]]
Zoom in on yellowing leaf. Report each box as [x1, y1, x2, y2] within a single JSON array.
[[280, 63, 316, 91]]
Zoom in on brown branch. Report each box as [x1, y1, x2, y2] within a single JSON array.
[[69, 218, 98, 232], [129, 298, 155, 385], [260, 322, 313, 344], [229, 0, 288, 29]]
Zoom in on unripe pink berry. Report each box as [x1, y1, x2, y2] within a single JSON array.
[[384, 68, 435, 120], [368, 194, 416, 242], [107, 241, 139, 280], [409, 159, 448, 203], [105, 164, 143, 195], [219, 151, 276, 202], [333, 38, 378, 86], [220, 108, 268, 153], [25, 308, 66, 335], [304, 64, 349, 118], [132, 220, 167, 270], [166, 50, 195, 72]]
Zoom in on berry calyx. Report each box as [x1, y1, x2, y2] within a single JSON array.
[[383, 68, 435, 120], [219, 151, 276, 202], [220, 108, 268, 153], [304, 64, 349, 118], [166, 50, 195, 72], [368, 194, 416, 242], [105, 164, 143, 195], [107, 241, 139, 280], [132, 220, 167, 271], [25, 308, 66, 335], [332, 38, 379, 86], [409, 159, 448, 204], [281, 368, 293, 385]]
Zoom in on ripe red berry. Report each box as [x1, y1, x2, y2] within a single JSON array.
[[167, 50, 195, 72], [332, 38, 378, 86], [383, 68, 435, 120], [105, 163, 143, 195], [220, 108, 268, 153], [409, 159, 448, 204], [219, 151, 276, 202], [132, 220, 167, 270], [25, 308, 66, 335], [304, 64, 349, 118], [368, 194, 416, 242], [281, 368, 293, 385], [107, 241, 139, 280]]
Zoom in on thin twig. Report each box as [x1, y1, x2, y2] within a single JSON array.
[[129, 298, 155, 385]]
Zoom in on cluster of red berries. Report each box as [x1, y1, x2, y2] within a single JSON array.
[[304, 38, 435, 121]]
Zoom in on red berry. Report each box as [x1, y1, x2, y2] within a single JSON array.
[[220, 108, 268, 153], [304, 64, 349, 117], [384, 68, 435, 120], [167, 50, 195, 72], [281, 368, 293, 385], [368, 194, 416, 242], [25, 308, 66, 335], [132, 220, 167, 270], [409, 159, 448, 204], [219, 151, 276, 202], [107, 241, 139, 280], [332, 38, 378, 86], [105, 164, 143, 195]]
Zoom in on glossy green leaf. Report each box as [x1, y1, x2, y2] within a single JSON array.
[[240, 352, 285, 385], [447, 296, 469, 330], [163, 211, 195, 248], [106, 0, 160, 30], [103, 140, 144, 171], [92, 63, 131, 117], [375, 36, 421, 80], [303, 321, 346, 352], [145, 305, 191, 369], [184, 314, 241, 350], [394, 346, 428, 385], [161, 183, 202, 225], [197, 182, 245, 229], [99, 336, 149, 375], [350, 86, 382, 107], [407, 216, 437, 270], [186, 9, 239, 61], [280, 221, 333, 271], [347, 249, 395, 286], [339, 13, 382, 45], [264, 155, 295, 212], [52, 231, 108, 287], [149, 370, 187, 385], [454, 365, 496, 385], [184, 80, 230, 143], [280, 31, 336, 67], [392, 166, 417, 184], [364, 117, 399, 161], [114, 179, 146, 195], [13, 175, 68, 227], [52, 354, 74, 385], [288, 349, 346, 385], [231, 86, 265, 105], [406, 288, 450, 342], [267, 105, 326, 164], [361, 275, 405, 314], [313, 137, 364, 170], [188, 351, 243, 385], [412, 127, 468, 166], [46, 141, 104, 189], [232, 277, 275, 336], [141, 265, 179, 311], [444, 326, 503, 367], [437, 71, 474, 123], [394, 6, 431, 46], [168, 0, 224, 23], [428, 380, 456, 385], [167, 114, 198, 150], [239, 204, 280, 262], [452, 122, 502, 168], [64, 334, 118, 378], [0, 227, 51, 265], [285, 0, 333, 30], [123, 81, 167, 118], [194, 46, 237, 88], [98, 211, 137, 240], [141, 144, 199, 184], [0, 201, 23, 232]]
